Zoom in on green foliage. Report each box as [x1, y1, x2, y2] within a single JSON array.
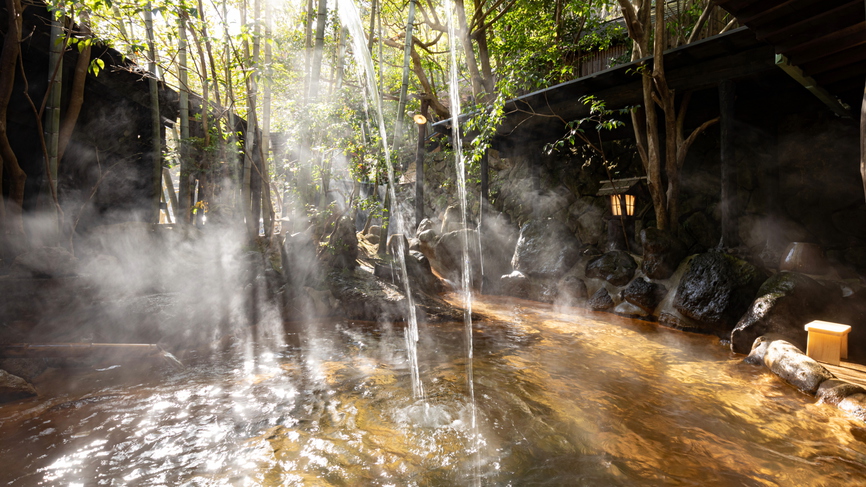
[[543, 95, 633, 156]]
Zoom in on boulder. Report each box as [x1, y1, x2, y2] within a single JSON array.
[[585, 251, 637, 287], [673, 252, 763, 336], [479, 211, 520, 283], [318, 216, 358, 270], [745, 336, 834, 395], [640, 228, 687, 280], [498, 271, 556, 303], [327, 269, 408, 323], [817, 379, 866, 406], [838, 394, 866, 422], [440, 205, 463, 234], [405, 250, 443, 296], [10, 247, 77, 278], [416, 218, 435, 236], [622, 278, 667, 314], [0, 369, 37, 403], [431, 229, 482, 286], [387, 233, 410, 260], [730, 272, 839, 354], [511, 218, 581, 279], [556, 275, 588, 304], [282, 231, 321, 290], [499, 271, 534, 301], [588, 287, 614, 311]]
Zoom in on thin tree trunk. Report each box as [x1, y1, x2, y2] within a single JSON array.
[[178, 14, 191, 224], [46, 17, 62, 201], [0, 0, 26, 235], [57, 12, 92, 163], [393, 0, 417, 154], [144, 4, 162, 224], [303, 0, 314, 103], [262, 0, 274, 236], [309, 0, 327, 101], [454, 0, 484, 99], [367, 0, 377, 52]]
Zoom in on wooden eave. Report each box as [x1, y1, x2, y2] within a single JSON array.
[[715, 0, 866, 110]]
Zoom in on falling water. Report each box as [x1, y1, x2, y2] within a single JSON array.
[[444, 0, 480, 483], [337, 0, 424, 400]]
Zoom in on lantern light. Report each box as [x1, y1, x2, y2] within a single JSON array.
[[610, 194, 635, 217]]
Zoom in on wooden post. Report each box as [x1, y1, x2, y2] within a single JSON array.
[[414, 100, 428, 230], [719, 79, 737, 248], [860, 71, 865, 204], [480, 150, 489, 216]]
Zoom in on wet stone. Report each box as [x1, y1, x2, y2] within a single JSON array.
[[622, 278, 667, 314], [511, 218, 582, 279], [673, 252, 763, 337], [0, 369, 37, 403], [556, 275, 587, 303], [588, 288, 614, 311], [640, 228, 687, 280], [585, 251, 637, 287], [730, 272, 839, 354]]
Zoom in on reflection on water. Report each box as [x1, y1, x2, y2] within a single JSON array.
[[2, 295, 866, 485]]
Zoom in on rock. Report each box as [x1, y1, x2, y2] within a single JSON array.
[[416, 218, 434, 236], [838, 393, 866, 422], [681, 212, 720, 252], [367, 225, 381, 237], [479, 211, 520, 282], [673, 252, 763, 336], [0, 359, 47, 382], [405, 250, 444, 295], [318, 216, 358, 270], [0, 369, 37, 403], [585, 251, 637, 287], [10, 247, 77, 278], [640, 228, 688, 280], [500, 271, 533, 300], [622, 278, 667, 314], [387, 234, 410, 260], [327, 269, 408, 323], [431, 229, 483, 286], [511, 218, 582, 279], [556, 275, 587, 304], [613, 300, 647, 317], [746, 336, 834, 395], [730, 272, 839, 354], [588, 287, 614, 311], [282, 231, 320, 290], [440, 205, 463, 234], [817, 379, 866, 406]]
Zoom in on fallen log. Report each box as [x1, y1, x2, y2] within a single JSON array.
[[0, 343, 183, 369]]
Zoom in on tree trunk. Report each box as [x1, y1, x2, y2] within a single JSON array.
[[0, 0, 26, 235], [392, 0, 417, 154], [57, 12, 92, 164], [861, 75, 866, 204], [178, 14, 191, 224], [144, 4, 162, 224], [454, 0, 484, 100], [46, 17, 62, 200], [309, 0, 327, 101]]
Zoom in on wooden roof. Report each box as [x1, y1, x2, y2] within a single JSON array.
[[434, 27, 777, 146], [715, 0, 866, 110]]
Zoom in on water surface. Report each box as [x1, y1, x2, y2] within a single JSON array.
[[2, 295, 865, 485]]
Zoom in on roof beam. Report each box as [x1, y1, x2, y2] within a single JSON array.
[[775, 54, 852, 118]]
